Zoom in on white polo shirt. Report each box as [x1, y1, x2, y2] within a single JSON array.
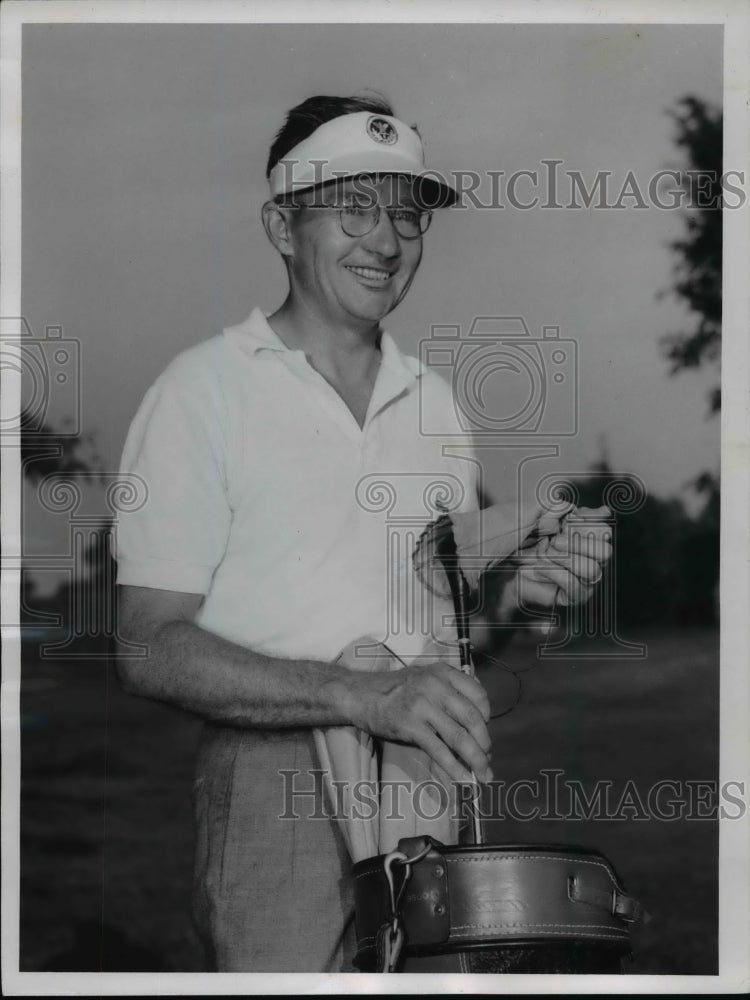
[[116, 308, 479, 663]]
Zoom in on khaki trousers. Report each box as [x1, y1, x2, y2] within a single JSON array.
[[192, 723, 357, 972]]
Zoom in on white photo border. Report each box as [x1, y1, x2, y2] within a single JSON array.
[[1, 0, 748, 995]]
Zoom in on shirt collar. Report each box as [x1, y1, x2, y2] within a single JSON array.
[[224, 307, 427, 382], [223, 308, 290, 355]]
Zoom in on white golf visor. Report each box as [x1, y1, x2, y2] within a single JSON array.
[[268, 112, 458, 208]]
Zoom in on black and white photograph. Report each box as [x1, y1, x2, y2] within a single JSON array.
[[1, 0, 749, 993]]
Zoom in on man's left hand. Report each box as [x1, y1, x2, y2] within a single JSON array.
[[497, 505, 613, 622]]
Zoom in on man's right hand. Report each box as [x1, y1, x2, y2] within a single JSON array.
[[342, 662, 493, 786], [117, 585, 492, 776]]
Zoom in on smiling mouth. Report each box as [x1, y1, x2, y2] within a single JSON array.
[[344, 265, 394, 283]]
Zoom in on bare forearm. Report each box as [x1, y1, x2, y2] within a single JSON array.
[[115, 585, 493, 782], [116, 617, 353, 728]]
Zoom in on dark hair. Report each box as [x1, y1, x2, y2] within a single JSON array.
[[266, 92, 397, 178]]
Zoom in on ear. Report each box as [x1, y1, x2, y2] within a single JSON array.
[[262, 200, 295, 259]]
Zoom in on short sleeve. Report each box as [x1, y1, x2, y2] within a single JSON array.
[[114, 353, 232, 594], [420, 368, 482, 515]]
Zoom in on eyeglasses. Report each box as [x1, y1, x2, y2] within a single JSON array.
[[337, 203, 432, 240], [292, 200, 432, 240]]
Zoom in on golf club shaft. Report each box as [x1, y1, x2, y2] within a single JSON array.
[[456, 586, 484, 845]]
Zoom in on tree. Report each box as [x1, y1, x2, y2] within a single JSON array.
[[659, 96, 722, 415], [21, 409, 101, 482], [21, 410, 108, 638]]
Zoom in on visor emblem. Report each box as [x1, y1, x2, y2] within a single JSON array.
[[367, 116, 398, 144]]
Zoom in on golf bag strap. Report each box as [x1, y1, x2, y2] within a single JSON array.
[[567, 875, 648, 924], [353, 838, 648, 967]]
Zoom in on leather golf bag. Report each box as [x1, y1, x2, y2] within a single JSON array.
[[352, 509, 647, 972], [352, 835, 646, 973]]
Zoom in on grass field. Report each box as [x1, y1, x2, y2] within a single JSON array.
[[18, 625, 719, 974]]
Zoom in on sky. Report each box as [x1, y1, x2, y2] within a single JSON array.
[[19, 21, 724, 576]]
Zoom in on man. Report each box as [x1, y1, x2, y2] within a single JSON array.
[[115, 93, 610, 972]]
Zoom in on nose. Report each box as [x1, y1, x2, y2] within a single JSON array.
[[362, 207, 402, 259]]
